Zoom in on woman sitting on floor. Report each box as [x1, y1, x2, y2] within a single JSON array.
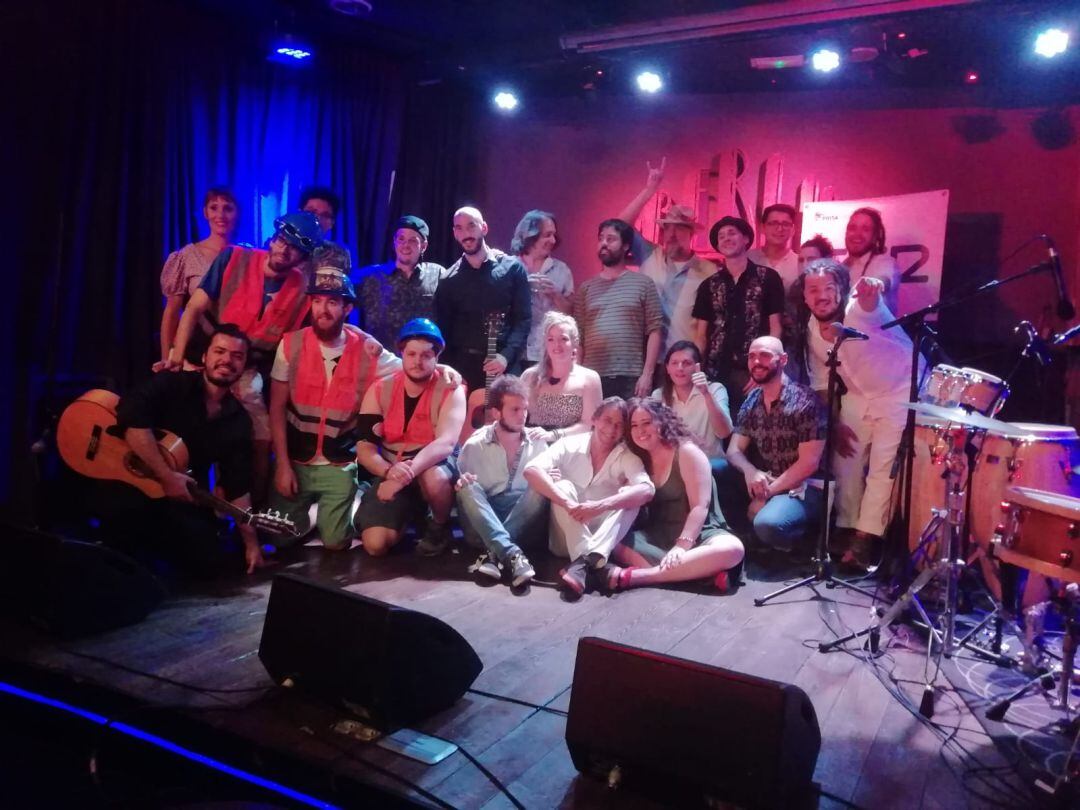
[[609, 398, 745, 592], [521, 311, 602, 442], [653, 340, 732, 464]]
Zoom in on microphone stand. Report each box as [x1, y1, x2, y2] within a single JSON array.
[[755, 331, 880, 607]]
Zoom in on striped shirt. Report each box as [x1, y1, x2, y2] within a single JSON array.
[[573, 270, 663, 377]]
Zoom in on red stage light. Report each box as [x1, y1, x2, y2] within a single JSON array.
[[964, 70, 979, 84], [897, 32, 907, 40]]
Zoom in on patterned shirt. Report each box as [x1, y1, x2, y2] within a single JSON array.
[[573, 270, 663, 377], [352, 260, 445, 348], [691, 259, 785, 379], [734, 377, 826, 478]]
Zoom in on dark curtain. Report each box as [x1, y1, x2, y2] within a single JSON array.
[[2, 0, 407, 520]]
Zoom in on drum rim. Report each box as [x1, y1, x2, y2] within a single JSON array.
[[1005, 485, 1080, 520]]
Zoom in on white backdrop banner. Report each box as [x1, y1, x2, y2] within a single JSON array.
[[801, 189, 950, 316]]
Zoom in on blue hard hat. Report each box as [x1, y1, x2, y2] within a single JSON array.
[[273, 211, 324, 254], [307, 269, 356, 301], [398, 318, 445, 351]]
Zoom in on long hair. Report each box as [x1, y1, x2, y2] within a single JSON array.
[[849, 207, 887, 256], [788, 258, 851, 383], [625, 398, 693, 472], [511, 209, 559, 255], [532, 311, 580, 393], [659, 340, 703, 407]]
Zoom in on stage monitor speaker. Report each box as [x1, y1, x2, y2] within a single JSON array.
[[0, 527, 164, 638], [258, 573, 483, 730], [566, 637, 821, 809]]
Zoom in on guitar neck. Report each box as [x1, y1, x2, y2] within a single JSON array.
[[189, 487, 250, 526]]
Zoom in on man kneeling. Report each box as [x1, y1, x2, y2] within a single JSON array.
[[354, 319, 466, 556], [456, 375, 549, 587], [523, 397, 655, 597]]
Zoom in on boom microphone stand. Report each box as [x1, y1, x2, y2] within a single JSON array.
[[755, 329, 880, 606]]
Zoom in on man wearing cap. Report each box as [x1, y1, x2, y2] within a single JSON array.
[[352, 215, 446, 346], [162, 211, 324, 501], [267, 269, 403, 551], [354, 318, 467, 557], [692, 215, 785, 413], [618, 158, 717, 353], [435, 206, 532, 394]]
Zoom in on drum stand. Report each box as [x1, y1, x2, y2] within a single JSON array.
[[820, 431, 974, 718]]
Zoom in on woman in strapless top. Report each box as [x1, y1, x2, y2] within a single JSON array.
[[522, 312, 602, 443]]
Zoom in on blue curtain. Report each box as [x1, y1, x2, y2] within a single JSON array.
[[4, 0, 406, 518]]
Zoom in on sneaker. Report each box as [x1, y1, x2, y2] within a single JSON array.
[[508, 552, 535, 587], [559, 557, 588, 597], [468, 553, 502, 581], [416, 519, 451, 557]]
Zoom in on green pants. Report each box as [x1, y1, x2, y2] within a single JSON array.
[[268, 462, 358, 550]]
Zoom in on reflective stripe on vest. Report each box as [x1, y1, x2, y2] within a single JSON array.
[[284, 327, 378, 465], [376, 371, 453, 456], [218, 248, 308, 352]]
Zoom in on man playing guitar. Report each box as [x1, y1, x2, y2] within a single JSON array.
[[107, 324, 267, 575]]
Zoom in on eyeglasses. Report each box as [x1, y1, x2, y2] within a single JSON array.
[[765, 220, 795, 230], [276, 221, 317, 251]]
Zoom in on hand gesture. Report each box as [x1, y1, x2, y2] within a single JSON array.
[[660, 545, 687, 571], [154, 354, 182, 373], [483, 354, 508, 375], [645, 157, 667, 191], [386, 460, 414, 484], [455, 472, 478, 492], [363, 338, 384, 358], [438, 365, 463, 388], [852, 275, 884, 306], [529, 274, 556, 296], [274, 462, 298, 499], [744, 468, 772, 501], [691, 363, 709, 393]]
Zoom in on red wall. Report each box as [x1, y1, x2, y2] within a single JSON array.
[[476, 89, 1080, 330]]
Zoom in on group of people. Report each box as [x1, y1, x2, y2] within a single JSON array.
[[101, 159, 917, 595]]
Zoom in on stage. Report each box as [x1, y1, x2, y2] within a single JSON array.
[[0, 542, 1041, 809]]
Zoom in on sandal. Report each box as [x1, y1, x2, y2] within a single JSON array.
[[714, 560, 744, 594], [602, 564, 636, 592]]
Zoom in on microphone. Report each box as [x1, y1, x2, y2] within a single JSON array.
[[1043, 235, 1075, 321], [1015, 320, 1052, 366], [831, 322, 869, 341]]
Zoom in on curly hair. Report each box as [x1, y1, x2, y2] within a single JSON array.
[[511, 209, 559, 255], [848, 207, 887, 256], [787, 258, 851, 384], [625, 398, 694, 470]]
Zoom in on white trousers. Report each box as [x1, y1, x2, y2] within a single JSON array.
[[832, 396, 906, 536], [547, 480, 638, 565]]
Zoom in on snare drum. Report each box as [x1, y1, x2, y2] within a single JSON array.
[[992, 487, 1080, 585], [970, 423, 1078, 547]]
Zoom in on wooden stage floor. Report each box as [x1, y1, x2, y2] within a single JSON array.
[[5, 544, 1034, 809]]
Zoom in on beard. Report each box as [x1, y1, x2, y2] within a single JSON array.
[[205, 365, 241, 388], [598, 249, 625, 267], [459, 237, 483, 256], [497, 418, 522, 434], [312, 315, 344, 342], [810, 303, 843, 323], [405, 367, 434, 384], [750, 364, 781, 385]]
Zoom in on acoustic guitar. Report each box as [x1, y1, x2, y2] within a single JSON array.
[[56, 389, 298, 536], [459, 311, 507, 445]]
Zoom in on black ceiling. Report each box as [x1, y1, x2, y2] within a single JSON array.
[[199, 1, 1080, 102]]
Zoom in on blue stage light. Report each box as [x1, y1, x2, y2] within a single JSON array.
[[636, 71, 663, 93], [268, 37, 314, 66], [493, 90, 519, 111], [810, 49, 841, 73], [1034, 28, 1069, 59], [276, 47, 312, 61]]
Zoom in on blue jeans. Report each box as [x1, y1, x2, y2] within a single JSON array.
[[455, 482, 549, 562], [712, 458, 823, 552]]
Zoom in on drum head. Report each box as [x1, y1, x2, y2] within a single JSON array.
[[1008, 423, 1079, 442], [1005, 486, 1080, 521]]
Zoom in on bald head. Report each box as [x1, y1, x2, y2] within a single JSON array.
[[453, 206, 488, 257], [747, 336, 787, 385]]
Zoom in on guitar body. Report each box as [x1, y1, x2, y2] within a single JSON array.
[[57, 390, 189, 499]]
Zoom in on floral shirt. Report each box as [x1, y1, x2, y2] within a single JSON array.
[[734, 377, 826, 478]]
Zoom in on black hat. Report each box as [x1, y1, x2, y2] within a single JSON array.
[[394, 215, 429, 241], [709, 216, 755, 251]]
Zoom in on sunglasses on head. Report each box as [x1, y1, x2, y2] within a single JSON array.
[[276, 221, 316, 251]]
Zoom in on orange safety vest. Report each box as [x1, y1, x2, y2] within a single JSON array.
[[283, 327, 380, 465], [376, 371, 453, 458], [218, 248, 308, 352]]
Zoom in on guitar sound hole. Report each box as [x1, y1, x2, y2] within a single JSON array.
[[123, 452, 152, 479]]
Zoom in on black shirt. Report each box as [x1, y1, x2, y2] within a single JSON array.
[[115, 371, 253, 500], [434, 249, 532, 383]]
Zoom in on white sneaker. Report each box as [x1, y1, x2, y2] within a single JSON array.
[[508, 552, 535, 587], [468, 553, 502, 581]]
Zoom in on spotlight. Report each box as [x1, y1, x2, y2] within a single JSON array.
[[635, 71, 663, 93], [275, 47, 312, 60], [964, 70, 979, 84], [810, 49, 841, 73], [268, 35, 313, 65], [493, 90, 519, 112], [1034, 28, 1069, 59]]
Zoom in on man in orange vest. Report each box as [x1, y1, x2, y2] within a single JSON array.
[[160, 211, 324, 501], [267, 268, 402, 551], [354, 319, 467, 557]]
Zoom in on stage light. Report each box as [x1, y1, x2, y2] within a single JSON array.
[[636, 71, 663, 93], [493, 90, 519, 111], [268, 35, 313, 65], [1034, 28, 1069, 59], [810, 49, 841, 73], [276, 47, 311, 60], [964, 70, 979, 84]]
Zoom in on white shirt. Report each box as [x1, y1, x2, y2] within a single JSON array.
[[525, 257, 575, 362], [458, 423, 549, 497], [844, 252, 901, 315], [652, 383, 730, 458], [748, 248, 800, 293], [525, 432, 652, 501], [639, 249, 717, 352]]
